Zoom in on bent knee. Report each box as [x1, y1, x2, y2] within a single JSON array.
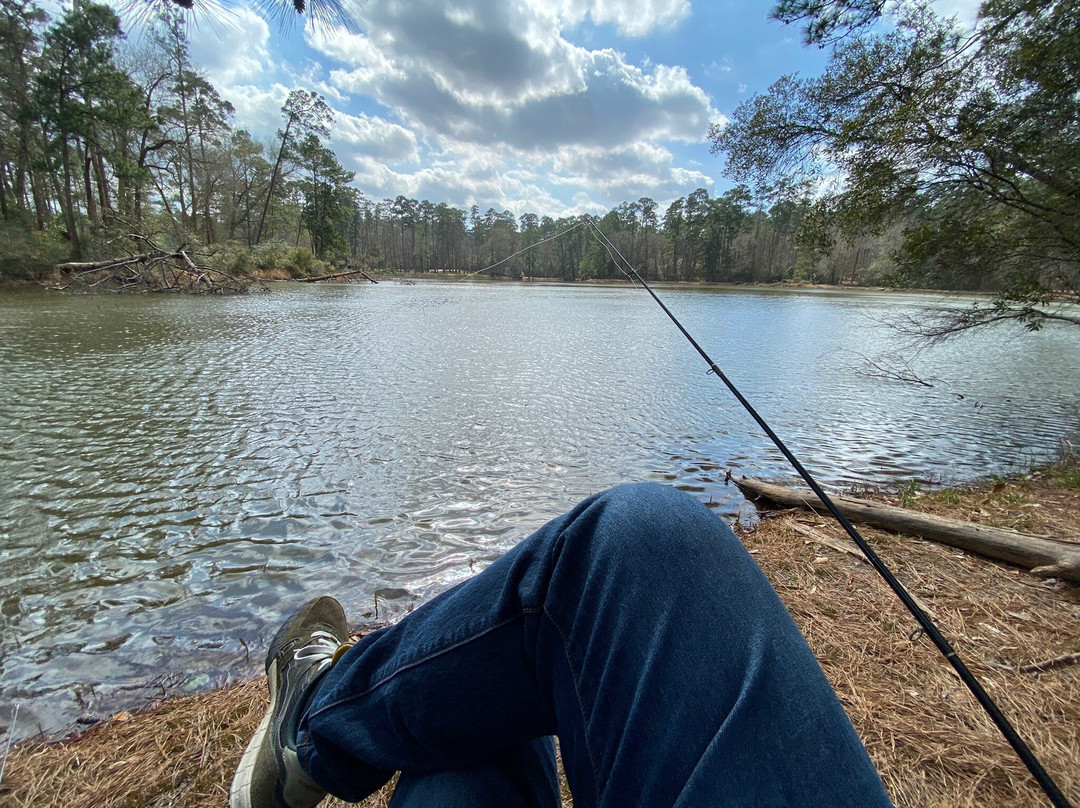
[[580, 482, 738, 556]]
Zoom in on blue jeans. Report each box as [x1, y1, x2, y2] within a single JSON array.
[[297, 483, 893, 807]]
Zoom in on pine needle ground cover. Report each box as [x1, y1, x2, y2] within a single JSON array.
[[2, 466, 1078, 808]]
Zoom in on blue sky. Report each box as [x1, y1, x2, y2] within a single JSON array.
[[163, 0, 977, 219]]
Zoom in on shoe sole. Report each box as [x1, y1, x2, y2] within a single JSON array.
[[229, 598, 344, 808], [229, 657, 280, 808]]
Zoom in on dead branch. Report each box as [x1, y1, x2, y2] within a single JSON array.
[[54, 249, 248, 295], [295, 268, 378, 284], [786, 519, 869, 562], [57, 254, 156, 273], [1019, 653, 1080, 674], [855, 352, 935, 387]]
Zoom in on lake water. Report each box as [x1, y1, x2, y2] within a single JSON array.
[[1, 282, 1078, 741]]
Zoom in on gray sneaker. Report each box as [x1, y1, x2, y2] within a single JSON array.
[[230, 596, 352, 808]]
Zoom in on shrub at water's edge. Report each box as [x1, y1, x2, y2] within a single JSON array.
[[0, 221, 73, 284], [209, 243, 336, 281]]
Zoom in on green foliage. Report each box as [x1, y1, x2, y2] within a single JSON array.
[[897, 478, 921, 508], [290, 132, 354, 260], [0, 219, 71, 279], [715, 0, 1080, 329], [209, 243, 255, 276], [934, 489, 962, 506], [279, 246, 330, 278], [771, 0, 886, 45], [208, 242, 333, 279]]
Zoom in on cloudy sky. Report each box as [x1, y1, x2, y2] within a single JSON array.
[[166, 0, 973, 219]]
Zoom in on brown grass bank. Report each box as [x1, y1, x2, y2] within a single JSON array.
[[2, 465, 1078, 808]]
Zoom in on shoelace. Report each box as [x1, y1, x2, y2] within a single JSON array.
[[294, 630, 352, 673]]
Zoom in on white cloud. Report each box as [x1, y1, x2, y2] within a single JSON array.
[[309, 0, 716, 153], [338, 136, 714, 219], [704, 58, 733, 79], [188, 8, 273, 86], [551, 142, 712, 200], [540, 0, 691, 38], [218, 83, 291, 140], [296, 0, 722, 216], [309, 0, 585, 110], [332, 112, 420, 164], [157, 0, 720, 219], [568, 191, 609, 216], [930, 0, 982, 28], [344, 152, 570, 218]]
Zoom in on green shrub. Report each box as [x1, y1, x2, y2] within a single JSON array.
[[278, 246, 331, 278], [206, 243, 256, 276], [200, 242, 335, 280], [0, 220, 72, 281]]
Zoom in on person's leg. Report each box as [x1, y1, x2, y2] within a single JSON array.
[[387, 738, 560, 808], [297, 482, 892, 808]]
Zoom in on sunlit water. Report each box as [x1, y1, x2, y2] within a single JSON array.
[[1, 282, 1077, 740]]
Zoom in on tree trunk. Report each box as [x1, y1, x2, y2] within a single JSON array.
[[256, 118, 291, 245], [81, 142, 98, 229], [733, 475, 1080, 584], [58, 138, 82, 259], [93, 149, 111, 222]]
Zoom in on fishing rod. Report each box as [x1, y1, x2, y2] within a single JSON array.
[[581, 217, 1075, 808]]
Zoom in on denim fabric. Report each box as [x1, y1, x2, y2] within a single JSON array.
[[297, 483, 893, 808]]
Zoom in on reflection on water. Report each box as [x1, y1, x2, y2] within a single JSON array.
[[1, 283, 1077, 739]]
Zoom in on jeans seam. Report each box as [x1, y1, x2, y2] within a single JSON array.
[[544, 602, 602, 808], [308, 612, 528, 719]]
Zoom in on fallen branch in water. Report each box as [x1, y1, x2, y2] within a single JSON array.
[[53, 246, 248, 295], [295, 267, 378, 284], [733, 475, 1080, 584]]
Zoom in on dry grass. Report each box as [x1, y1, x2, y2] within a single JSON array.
[[2, 466, 1078, 808], [0, 678, 392, 808], [746, 463, 1080, 808]]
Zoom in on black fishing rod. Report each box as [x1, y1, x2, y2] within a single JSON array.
[[583, 217, 1075, 808]]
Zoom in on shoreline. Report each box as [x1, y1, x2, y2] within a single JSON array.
[[0, 270, 961, 298], [2, 463, 1077, 807]]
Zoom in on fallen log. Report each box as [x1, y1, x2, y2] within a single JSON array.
[[57, 253, 156, 273], [733, 475, 1080, 584], [296, 268, 378, 283]]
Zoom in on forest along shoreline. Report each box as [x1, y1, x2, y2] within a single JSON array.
[[0, 266, 969, 295], [2, 462, 1078, 808]]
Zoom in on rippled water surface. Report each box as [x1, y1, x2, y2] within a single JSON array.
[[1, 282, 1078, 739]]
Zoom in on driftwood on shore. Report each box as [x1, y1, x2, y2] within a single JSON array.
[[53, 244, 247, 294], [733, 475, 1080, 584]]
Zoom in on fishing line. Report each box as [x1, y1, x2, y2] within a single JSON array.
[[581, 217, 1074, 808], [456, 220, 586, 282]]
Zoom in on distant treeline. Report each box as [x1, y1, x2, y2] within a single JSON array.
[[0, 0, 901, 288], [350, 192, 892, 286], [5, 0, 1069, 302]]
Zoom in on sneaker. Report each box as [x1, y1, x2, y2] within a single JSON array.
[[230, 596, 352, 808]]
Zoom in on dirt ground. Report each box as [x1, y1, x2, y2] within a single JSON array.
[[2, 464, 1078, 808]]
